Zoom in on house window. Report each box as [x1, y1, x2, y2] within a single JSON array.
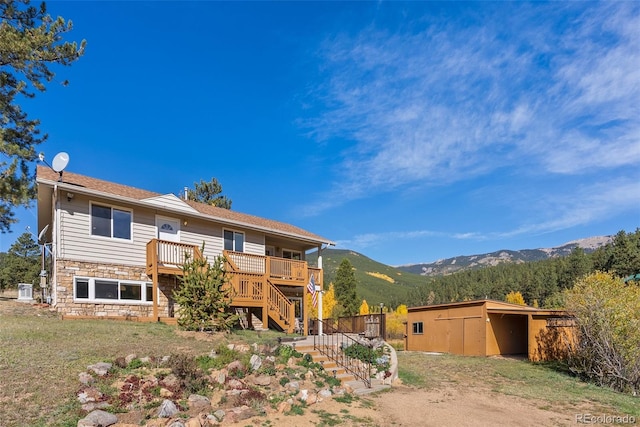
[[412, 322, 424, 334], [74, 277, 152, 303], [91, 204, 132, 240], [224, 230, 244, 252], [282, 249, 302, 260]]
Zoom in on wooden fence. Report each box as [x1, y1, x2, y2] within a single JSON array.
[[308, 313, 386, 339]]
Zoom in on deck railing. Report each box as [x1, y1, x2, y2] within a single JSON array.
[[225, 250, 320, 285], [267, 281, 293, 326], [146, 239, 201, 273], [232, 272, 264, 302]]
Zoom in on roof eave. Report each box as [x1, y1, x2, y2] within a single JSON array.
[[37, 176, 333, 247]]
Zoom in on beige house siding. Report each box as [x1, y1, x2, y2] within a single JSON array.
[[57, 194, 270, 267], [57, 194, 156, 266]]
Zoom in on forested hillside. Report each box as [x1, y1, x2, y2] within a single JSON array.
[[312, 229, 639, 310], [306, 249, 426, 309], [407, 229, 640, 308]]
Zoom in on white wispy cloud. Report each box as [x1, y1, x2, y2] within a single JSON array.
[[337, 176, 640, 253], [302, 2, 640, 218]]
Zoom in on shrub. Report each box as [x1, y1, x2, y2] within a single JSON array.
[[565, 271, 640, 394], [173, 249, 239, 332], [167, 353, 210, 395]]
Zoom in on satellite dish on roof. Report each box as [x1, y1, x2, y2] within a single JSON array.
[[51, 152, 69, 173], [38, 224, 50, 243]]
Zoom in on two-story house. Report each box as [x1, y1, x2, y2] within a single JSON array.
[[36, 166, 333, 334]]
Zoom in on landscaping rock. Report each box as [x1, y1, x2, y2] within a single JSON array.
[[81, 401, 110, 412], [77, 387, 103, 404], [226, 405, 255, 422], [166, 420, 185, 427], [114, 357, 127, 368], [124, 354, 137, 365], [227, 360, 243, 371], [213, 369, 226, 384], [226, 378, 243, 389], [187, 394, 210, 409], [78, 372, 94, 385], [306, 392, 318, 405], [319, 389, 332, 398], [161, 374, 180, 389], [157, 399, 179, 418], [212, 409, 226, 422], [77, 409, 117, 427], [249, 354, 262, 371], [235, 344, 250, 353], [277, 400, 291, 414], [252, 375, 271, 386], [184, 417, 202, 427], [87, 362, 112, 376]]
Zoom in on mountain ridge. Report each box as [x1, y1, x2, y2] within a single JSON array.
[[394, 236, 612, 276]]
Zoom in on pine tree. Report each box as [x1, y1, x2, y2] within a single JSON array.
[[187, 178, 232, 209], [0, 232, 40, 289], [334, 258, 359, 316], [1, 1, 85, 231], [173, 248, 238, 332]]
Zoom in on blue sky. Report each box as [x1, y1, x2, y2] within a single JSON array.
[[2, 1, 639, 266]]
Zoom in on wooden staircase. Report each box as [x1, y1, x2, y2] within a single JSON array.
[[294, 344, 355, 384], [265, 280, 294, 333]]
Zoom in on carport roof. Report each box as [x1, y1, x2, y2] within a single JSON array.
[[408, 299, 568, 316]]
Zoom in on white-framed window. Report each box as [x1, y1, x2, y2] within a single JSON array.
[[91, 203, 132, 240], [282, 249, 302, 260], [412, 322, 424, 334], [224, 229, 244, 252], [74, 277, 152, 304]]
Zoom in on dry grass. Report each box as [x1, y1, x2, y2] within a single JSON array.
[[0, 299, 282, 427], [2, 299, 638, 426]]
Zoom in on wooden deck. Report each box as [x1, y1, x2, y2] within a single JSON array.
[[145, 239, 322, 334]]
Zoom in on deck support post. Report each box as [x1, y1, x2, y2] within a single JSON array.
[[262, 297, 269, 331]]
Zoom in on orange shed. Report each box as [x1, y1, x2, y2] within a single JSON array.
[[405, 299, 575, 361]]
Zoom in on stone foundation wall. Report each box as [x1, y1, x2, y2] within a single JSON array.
[[55, 260, 179, 318]]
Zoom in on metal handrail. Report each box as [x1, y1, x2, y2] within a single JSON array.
[[313, 319, 372, 388]]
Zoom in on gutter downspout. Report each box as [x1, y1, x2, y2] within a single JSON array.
[[51, 183, 58, 307]]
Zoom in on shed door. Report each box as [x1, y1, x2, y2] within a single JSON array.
[[463, 317, 484, 356]]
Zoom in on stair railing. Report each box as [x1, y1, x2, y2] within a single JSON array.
[[313, 319, 372, 388]]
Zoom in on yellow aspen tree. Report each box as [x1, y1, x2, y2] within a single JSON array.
[[505, 291, 526, 305], [306, 282, 337, 319], [359, 299, 370, 315]]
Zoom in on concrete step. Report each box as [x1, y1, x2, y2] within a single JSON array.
[[344, 378, 391, 395], [289, 344, 357, 384]]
